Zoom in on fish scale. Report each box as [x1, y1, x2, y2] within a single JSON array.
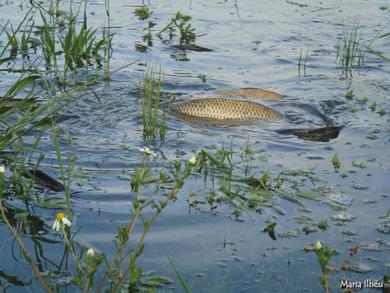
[[214, 88, 283, 101], [170, 98, 283, 121]]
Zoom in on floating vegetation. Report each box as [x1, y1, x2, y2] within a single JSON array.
[[370, 101, 377, 111], [134, 5, 156, 50], [187, 145, 326, 216], [318, 220, 329, 231], [331, 154, 341, 172], [263, 222, 277, 240], [133, 8, 206, 54], [377, 210, 390, 234], [157, 11, 197, 46], [345, 89, 353, 100]]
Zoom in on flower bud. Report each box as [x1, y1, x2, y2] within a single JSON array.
[[87, 248, 95, 258], [189, 156, 197, 165]]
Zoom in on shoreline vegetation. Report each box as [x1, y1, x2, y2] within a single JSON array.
[[0, 0, 389, 292]]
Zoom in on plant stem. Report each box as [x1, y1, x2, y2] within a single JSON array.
[[0, 200, 53, 293]]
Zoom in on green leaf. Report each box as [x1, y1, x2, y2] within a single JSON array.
[[167, 256, 191, 293]]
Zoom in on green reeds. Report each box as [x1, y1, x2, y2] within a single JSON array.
[[139, 65, 167, 141], [52, 128, 74, 219], [31, 0, 111, 82], [336, 20, 367, 71], [38, 7, 58, 74], [0, 7, 33, 61], [103, 0, 113, 79], [61, 11, 103, 76], [364, 31, 390, 62], [298, 48, 309, 76]]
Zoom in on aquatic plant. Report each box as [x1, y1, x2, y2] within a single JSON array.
[[25, 0, 113, 82], [0, 142, 195, 291], [0, 8, 34, 61], [139, 64, 167, 141], [331, 154, 341, 172], [157, 11, 196, 45], [313, 241, 337, 293], [167, 256, 191, 293], [298, 48, 309, 77], [134, 5, 156, 49], [336, 20, 365, 71], [318, 220, 329, 231], [263, 222, 277, 240], [95, 154, 194, 292], [345, 89, 353, 100], [135, 6, 152, 21], [188, 145, 324, 218], [52, 128, 74, 218], [370, 100, 377, 111], [0, 198, 53, 292], [103, 0, 113, 79]]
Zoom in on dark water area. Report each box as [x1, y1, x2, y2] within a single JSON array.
[[0, 0, 389, 292]]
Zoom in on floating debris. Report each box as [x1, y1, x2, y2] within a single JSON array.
[[377, 218, 390, 234], [361, 242, 381, 251], [302, 224, 318, 234], [307, 155, 325, 160], [278, 228, 300, 239], [352, 161, 366, 169], [304, 244, 315, 252], [343, 262, 375, 273], [325, 191, 352, 206]]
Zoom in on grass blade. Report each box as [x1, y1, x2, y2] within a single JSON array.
[[166, 256, 191, 293]]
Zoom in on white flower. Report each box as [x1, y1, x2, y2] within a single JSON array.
[[138, 147, 157, 157], [0, 166, 5, 173], [52, 212, 72, 231], [189, 156, 197, 165], [87, 248, 95, 258], [315, 240, 322, 250]]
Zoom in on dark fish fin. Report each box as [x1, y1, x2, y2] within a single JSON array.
[[26, 169, 65, 192], [276, 102, 336, 126], [171, 44, 213, 52], [276, 126, 341, 142]]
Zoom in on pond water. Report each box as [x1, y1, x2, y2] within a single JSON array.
[[0, 0, 389, 292]]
